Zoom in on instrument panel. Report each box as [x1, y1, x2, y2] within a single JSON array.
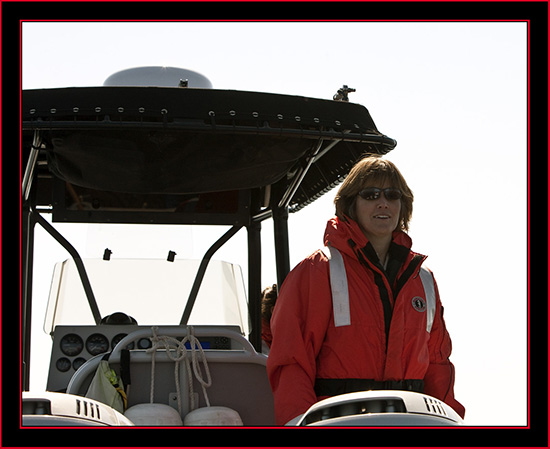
[[46, 325, 235, 393]]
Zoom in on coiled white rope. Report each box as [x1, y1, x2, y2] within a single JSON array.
[[146, 326, 212, 415]]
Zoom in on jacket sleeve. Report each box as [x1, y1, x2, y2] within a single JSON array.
[[423, 277, 466, 419], [266, 252, 333, 425]]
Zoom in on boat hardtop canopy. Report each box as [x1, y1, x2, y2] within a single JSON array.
[[22, 86, 395, 212]]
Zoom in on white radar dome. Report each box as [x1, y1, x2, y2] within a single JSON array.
[[103, 66, 213, 88]]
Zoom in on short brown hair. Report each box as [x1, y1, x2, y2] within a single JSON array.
[[334, 155, 414, 232]]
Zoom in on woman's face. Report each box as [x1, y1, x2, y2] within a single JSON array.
[[354, 183, 402, 241]]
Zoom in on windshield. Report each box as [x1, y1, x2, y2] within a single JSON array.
[[44, 258, 249, 335]]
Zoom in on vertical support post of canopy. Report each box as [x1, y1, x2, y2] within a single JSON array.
[[273, 206, 290, 288], [247, 220, 262, 352], [271, 138, 331, 289], [21, 130, 42, 390], [21, 187, 36, 391]]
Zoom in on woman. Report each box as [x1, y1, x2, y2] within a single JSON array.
[[266, 155, 465, 425]]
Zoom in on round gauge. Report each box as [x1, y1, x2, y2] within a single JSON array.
[[85, 333, 109, 356], [56, 357, 72, 372], [72, 357, 87, 371], [60, 334, 84, 356], [138, 338, 152, 349], [111, 333, 135, 350]]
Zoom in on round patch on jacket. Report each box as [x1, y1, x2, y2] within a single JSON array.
[[412, 296, 426, 312]]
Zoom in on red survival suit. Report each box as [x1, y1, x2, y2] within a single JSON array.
[[267, 216, 465, 425]]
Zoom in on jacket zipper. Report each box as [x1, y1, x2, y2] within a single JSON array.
[[351, 241, 393, 346], [350, 239, 424, 349]]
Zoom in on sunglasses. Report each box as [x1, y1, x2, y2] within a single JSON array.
[[358, 187, 403, 201]]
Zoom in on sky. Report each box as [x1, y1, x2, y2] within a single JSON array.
[[21, 21, 528, 426]]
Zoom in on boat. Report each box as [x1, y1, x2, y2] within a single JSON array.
[[21, 67, 461, 427]]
